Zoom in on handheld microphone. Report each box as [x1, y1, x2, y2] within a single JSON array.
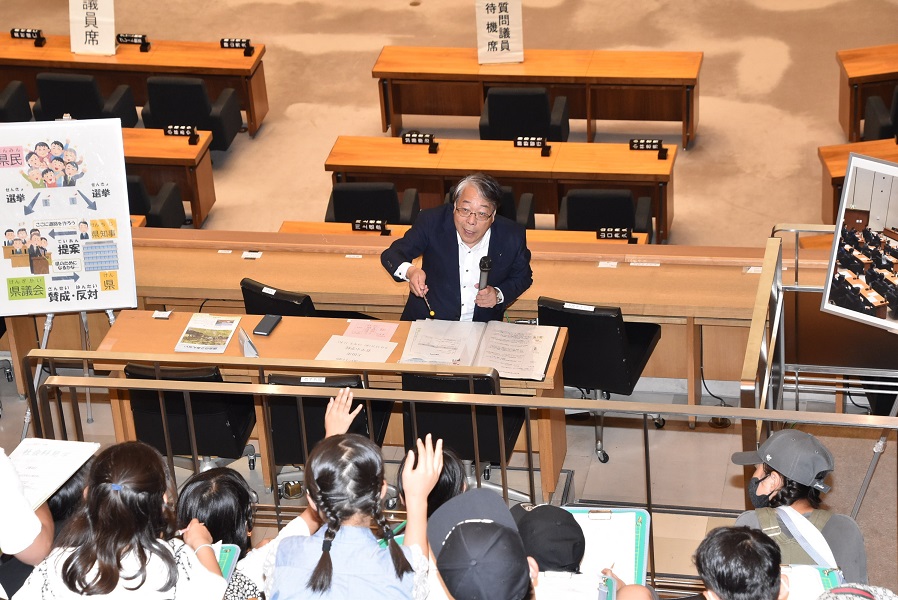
[[478, 256, 492, 291]]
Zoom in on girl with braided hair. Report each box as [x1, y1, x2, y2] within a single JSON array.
[[266, 433, 443, 600]]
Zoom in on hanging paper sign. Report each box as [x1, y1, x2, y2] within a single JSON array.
[[69, 0, 116, 55], [475, 0, 524, 65]]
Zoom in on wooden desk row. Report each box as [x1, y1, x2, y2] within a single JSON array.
[[6, 228, 767, 433], [122, 129, 216, 228], [82, 311, 567, 496], [837, 42, 898, 142], [325, 136, 678, 242], [373, 46, 703, 149], [0, 34, 269, 136], [277, 221, 649, 245]]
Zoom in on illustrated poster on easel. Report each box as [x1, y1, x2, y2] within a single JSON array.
[[0, 119, 137, 317]]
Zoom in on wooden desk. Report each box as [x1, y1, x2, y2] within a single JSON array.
[[372, 46, 702, 148], [817, 138, 898, 224], [837, 43, 898, 142], [8, 228, 764, 427], [0, 35, 269, 136], [277, 221, 649, 244], [95, 310, 567, 496], [324, 136, 678, 242], [122, 129, 216, 228]]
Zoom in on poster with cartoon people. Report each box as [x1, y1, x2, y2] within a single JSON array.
[[0, 119, 136, 317]]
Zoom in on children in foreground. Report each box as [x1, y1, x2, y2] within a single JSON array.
[[14, 441, 226, 599], [265, 433, 443, 599]]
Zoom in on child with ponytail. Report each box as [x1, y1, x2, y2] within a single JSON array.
[[266, 433, 443, 599]]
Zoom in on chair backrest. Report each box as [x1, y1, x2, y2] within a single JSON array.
[[562, 189, 636, 231], [36, 73, 104, 120], [330, 182, 401, 223], [485, 87, 551, 140], [400, 372, 523, 464], [124, 364, 256, 459], [266, 374, 393, 466], [126, 175, 152, 216], [240, 277, 316, 317], [146, 76, 213, 128], [537, 297, 638, 394]]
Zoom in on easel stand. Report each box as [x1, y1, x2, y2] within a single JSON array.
[[24, 309, 116, 441]]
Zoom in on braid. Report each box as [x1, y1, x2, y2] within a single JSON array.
[[307, 493, 341, 593], [374, 505, 413, 580]]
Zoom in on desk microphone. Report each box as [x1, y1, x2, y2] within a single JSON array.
[[479, 256, 492, 291]]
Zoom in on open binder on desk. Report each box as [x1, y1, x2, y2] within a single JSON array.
[[399, 319, 559, 380]]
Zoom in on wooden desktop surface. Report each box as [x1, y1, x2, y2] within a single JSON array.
[[276, 221, 649, 245], [0, 35, 269, 136], [130, 215, 147, 228], [122, 128, 216, 228], [372, 46, 701, 148], [95, 310, 567, 496], [837, 43, 898, 142], [817, 138, 898, 224], [324, 136, 677, 241]]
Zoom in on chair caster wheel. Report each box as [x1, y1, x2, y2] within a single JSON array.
[[248, 456, 256, 470], [654, 417, 665, 429], [483, 464, 491, 481], [596, 449, 609, 463]]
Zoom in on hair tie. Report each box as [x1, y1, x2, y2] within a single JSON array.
[[321, 539, 332, 552], [383, 529, 395, 541], [110, 483, 123, 491]]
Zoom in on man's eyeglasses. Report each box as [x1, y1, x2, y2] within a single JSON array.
[[454, 205, 494, 222]]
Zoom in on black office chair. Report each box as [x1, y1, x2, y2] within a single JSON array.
[[557, 189, 653, 243], [126, 175, 186, 229], [325, 182, 420, 225], [0, 81, 32, 123], [32, 73, 138, 127], [142, 76, 243, 151], [479, 87, 570, 142], [537, 297, 662, 463], [266, 374, 393, 498], [401, 372, 530, 502], [863, 85, 898, 141], [124, 364, 256, 471], [443, 186, 535, 229], [240, 277, 375, 321]]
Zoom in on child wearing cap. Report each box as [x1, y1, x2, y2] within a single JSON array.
[[731, 429, 867, 583]]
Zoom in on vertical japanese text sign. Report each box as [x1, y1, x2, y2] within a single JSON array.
[[475, 1, 524, 65], [0, 119, 137, 317], [69, 0, 116, 55]]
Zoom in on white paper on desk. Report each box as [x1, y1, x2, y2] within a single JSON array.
[[315, 335, 396, 363], [343, 320, 399, 342], [400, 320, 484, 365], [9, 438, 100, 509], [571, 511, 639, 585], [175, 314, 241, 353]]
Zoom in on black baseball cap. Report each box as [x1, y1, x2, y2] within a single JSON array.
[[427, 489, 531, 600], [511, 503, 585, 572]]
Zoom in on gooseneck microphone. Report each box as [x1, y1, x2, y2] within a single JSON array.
[[479, 256, 492, 290]]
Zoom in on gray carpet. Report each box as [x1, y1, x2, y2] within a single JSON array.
[[3, 0, 897, 587]]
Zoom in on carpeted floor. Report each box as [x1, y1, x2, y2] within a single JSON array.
[[3, 0, 898, 587]]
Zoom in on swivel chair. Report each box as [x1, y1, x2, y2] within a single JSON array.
[[325, 182, 419, 225], [443, 186, 535, 229], [557, 189, 653, 243], [479, 87, 570, 142], [126, 175, 186, 229], [863, 85, 898, 141], [33, 73, 138, 126], [124, 364, 256, 471], [537, 297, 662, 463], [0, 81, 32, 123], [401, 372, 531, 502], [240, 277, 375, 321], [142, 76, 243, 151], [266, 374, 394, 499]]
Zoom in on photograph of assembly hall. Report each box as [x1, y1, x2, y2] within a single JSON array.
[[825, 154, 898, 331]]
